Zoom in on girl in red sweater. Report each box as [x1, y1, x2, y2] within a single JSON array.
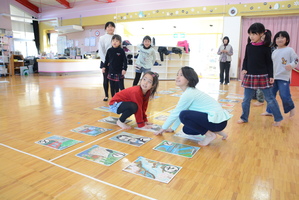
[[109, 71, 159, 129]]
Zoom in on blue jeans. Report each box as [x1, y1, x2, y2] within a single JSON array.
[[240, 88, 283, 122], [266, 80, 294, 114]]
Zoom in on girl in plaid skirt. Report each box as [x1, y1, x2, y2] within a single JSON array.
[[238, 22, 283, 126]]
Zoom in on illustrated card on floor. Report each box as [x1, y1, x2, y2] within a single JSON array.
[[36, 135, 82, 150], [123, 156, 182, 184], [98, 116, 132, 125], [94, 106, 110, 112], [226, 95, 243, 99], [110, 132, 152, 147], [153, 140, 200, 158], [134, 124, 162, 132], [71, 125, 112, 136], [219, 99, 240, 103], [171, 94, 181, 97], [220, 103, 236, 108], [154, 115, 168, 121], [174, 131, 205, 141], [224, 108, 234, 113], [158, 90, 175, 95], [76, 145, 127, 166], [169, 88, 181, 91]]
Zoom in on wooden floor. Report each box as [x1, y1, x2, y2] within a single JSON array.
[[1, 73, 299, 200]]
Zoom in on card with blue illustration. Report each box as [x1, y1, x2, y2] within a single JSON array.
[[71, 125, 112, 136], [76, 145, 127, 166], [123, 156, 182, 183], [153, 140, 200, 158]]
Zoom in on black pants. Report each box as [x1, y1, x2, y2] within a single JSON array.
[[110, 79, 125, 97], [219, 61, 231, 84], [132, 72, 141, 86], [101, 62, 109, 98], [180, 110, 227, 135], [117, 102, 138, 123]]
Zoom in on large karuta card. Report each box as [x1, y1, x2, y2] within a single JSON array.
[[76, 145, 127, 166], [134, 124, 162, 132], [71, 125, 112, 136], [153, 140, 200, 158], [173, 131, 205, 142], [98, 116, 132, 125], [35, 135, 82, 150], [123, 156, 182, 183], [110, 132, 152, 147]]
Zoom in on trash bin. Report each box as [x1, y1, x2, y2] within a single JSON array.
[[20, 66, 29, 76]]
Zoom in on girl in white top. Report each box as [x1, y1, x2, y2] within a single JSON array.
[[132, 36, 156, 86], [98, 21, 115, 101], [263, 31, 298, 117], [154, 66, 232, 146]]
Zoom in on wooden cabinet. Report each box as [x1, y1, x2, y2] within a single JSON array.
[[10, 55, 24, 75]]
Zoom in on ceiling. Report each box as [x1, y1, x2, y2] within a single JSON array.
[[15, 0, 116, 13]]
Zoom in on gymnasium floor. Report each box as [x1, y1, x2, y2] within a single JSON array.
[[0, 73, 299, 200]]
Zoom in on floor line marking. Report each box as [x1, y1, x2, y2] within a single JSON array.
[[50, 104, 177, 161], [0, 143, 156, 200]]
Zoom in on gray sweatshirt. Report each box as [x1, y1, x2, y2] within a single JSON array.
[[272, 46, 298, 81]]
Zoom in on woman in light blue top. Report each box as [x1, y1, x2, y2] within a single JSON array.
[[154, 66, 232, 146]]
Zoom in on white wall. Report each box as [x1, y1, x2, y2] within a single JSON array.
[[222, 16, 241, 79]]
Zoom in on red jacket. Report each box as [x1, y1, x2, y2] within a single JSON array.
[[109, 86, 150, 127]]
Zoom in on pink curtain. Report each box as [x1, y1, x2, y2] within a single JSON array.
[[239, 16, 299, 80]]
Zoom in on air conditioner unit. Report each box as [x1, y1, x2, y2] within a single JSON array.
[[54, 25, 84, 34]]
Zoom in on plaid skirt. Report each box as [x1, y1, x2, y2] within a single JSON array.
[[107, 73, 124, 81], [241, 74, 272, 89]]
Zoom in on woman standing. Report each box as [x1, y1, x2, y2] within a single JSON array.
[[98, 21, 115, 101], [217, 36, 233, 85]]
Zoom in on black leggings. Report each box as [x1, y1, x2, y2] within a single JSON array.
[[132, 72, 142, 86], [110, 79, 125, 97], [117, 102, 138, 123], [101, 62, 109, 98]]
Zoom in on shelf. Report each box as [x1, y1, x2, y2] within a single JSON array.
[[124, 45, 189, 80]]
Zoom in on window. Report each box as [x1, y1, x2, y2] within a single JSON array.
[[10, 5, 38, 57]]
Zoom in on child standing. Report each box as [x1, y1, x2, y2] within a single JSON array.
[[238, 22, 283, 126], [104, 34, 127, 97], [109, 71, 159, 129], [132, 36, 156, 86], [98, 21, 115, 101], [262, 31, 298, 117]]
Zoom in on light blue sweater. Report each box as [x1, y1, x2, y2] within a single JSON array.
[[162, 87, 233, 131]]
